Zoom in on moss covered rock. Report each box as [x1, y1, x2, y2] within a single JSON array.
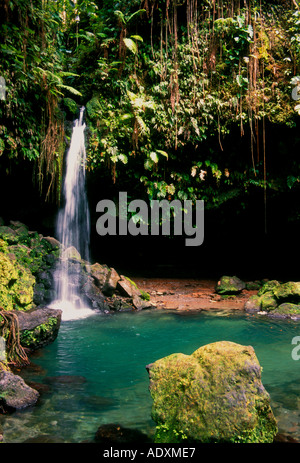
[[16, 307, 62, 351], [257, 280, 280, 296], [215, 276, 246, 295], [244, 292, 278, 313], [245, 280, 300, 318], [260, 291, 278, 311], [271, 303, 300, 318], [0, 370, 39, 411], [272, 282, 300, 303], [147, 341, 277, 443]]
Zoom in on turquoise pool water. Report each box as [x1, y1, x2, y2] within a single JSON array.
[[1, 309, 300, 443]]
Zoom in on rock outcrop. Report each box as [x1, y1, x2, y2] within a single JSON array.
[[0, 218, 154, 315]]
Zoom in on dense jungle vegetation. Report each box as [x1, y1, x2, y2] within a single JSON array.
[[1, 0, 300, 277]]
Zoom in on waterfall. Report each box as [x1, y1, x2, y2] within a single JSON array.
[[50, 107, 95, 321]]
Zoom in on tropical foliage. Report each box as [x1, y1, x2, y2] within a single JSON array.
[[1, 0, 300, 219]]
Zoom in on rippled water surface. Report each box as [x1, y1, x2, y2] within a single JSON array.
[[2, 310, 300, 443]]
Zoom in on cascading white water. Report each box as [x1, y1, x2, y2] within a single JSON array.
[[50, 107, 95, 321]]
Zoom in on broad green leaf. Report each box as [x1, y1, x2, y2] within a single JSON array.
[[123, 38, 137, 55], [58, 84, 82, 96]]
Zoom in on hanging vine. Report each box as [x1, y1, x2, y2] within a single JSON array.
[[37, 86, 65, 204]]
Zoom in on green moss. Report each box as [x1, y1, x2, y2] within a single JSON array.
[[0, 252, 18, 285], [140, 290, 150, 301], [124, 277, 138, 289], [63, 97, 78, 114], [0, 252, 35, 311], [20, 317, 59, 349], [0, 239, 8, 252], [0, 226, 18, 244], [273, 282, 300, 302], [273, 303, 300, 316], [259, 291, 278, 311], [148, 341, 277, 443], [215, 276, 245, 295], [257, 280, 280, 296], [124, 277, 150, 300]]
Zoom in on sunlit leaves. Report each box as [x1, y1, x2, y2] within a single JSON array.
[[124, 38, 138, 55]]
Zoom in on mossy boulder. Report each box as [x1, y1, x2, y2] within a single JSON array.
[[257, 280, 280, 296], [147, 341, 277, 443], [271, 303, 300, 319], [244, 291, 278, 314], [215, 276, 246, 295], [260, 291, 278, 311], [0, 370, 39, 411], [245, 280, 300, 318]]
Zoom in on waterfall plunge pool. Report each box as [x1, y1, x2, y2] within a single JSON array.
[[1, 309, 300, 443]]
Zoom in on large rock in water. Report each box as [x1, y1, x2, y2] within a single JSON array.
[[147, 341, 277, 443], [0, 370, 39, 411], [14, 307, 62, 351]]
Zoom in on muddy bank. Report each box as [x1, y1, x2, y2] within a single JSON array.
[[133, 278, 256, 312]]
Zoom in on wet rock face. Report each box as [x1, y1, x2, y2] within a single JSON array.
[[147, 341, 278, 443]]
